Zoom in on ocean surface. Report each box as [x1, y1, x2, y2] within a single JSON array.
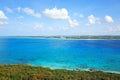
[[0, 37, 120, 73]]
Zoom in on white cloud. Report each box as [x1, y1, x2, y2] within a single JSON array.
[[105, 15, 114, 23], [34, 23, 43, 29], [23, 8, 41, 18], [43, 7, 69, 20], [88, 15, 100, 24], [17, 7, 41, 18], [43, 7, 79, 28], [79, 14, 84, 18], [0, 10, 8, 26], [68, 19, 79, 27], [0, 10, 8, 20], [5, 7, 13, 13]]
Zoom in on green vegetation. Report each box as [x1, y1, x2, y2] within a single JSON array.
[[0, 64, 120, 80]]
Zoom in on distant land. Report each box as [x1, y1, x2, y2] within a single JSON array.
[[3, 36, 120, 40]]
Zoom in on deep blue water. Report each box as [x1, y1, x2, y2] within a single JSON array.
[[0, 37, 120, 73]]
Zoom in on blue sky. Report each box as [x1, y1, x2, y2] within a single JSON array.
[[0, 0, 120, 36]]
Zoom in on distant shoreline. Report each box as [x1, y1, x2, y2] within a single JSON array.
[[0, 36, 120, 40]]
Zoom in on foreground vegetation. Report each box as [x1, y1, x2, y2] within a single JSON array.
[[0, 64, 120, 80]]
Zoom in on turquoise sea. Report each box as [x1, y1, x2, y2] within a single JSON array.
[[0, 37, 120, 73]]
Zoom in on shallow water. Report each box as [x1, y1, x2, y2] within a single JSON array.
[[0, 37, 120, 73]]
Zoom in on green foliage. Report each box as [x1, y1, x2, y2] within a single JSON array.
[[0, 64, 119, 80]]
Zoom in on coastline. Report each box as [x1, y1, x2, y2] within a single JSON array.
[[31, 64, 120, 74], [1, 63, 120, 74], [0, 64, 120, 80], [1, 36, 120, 40]]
